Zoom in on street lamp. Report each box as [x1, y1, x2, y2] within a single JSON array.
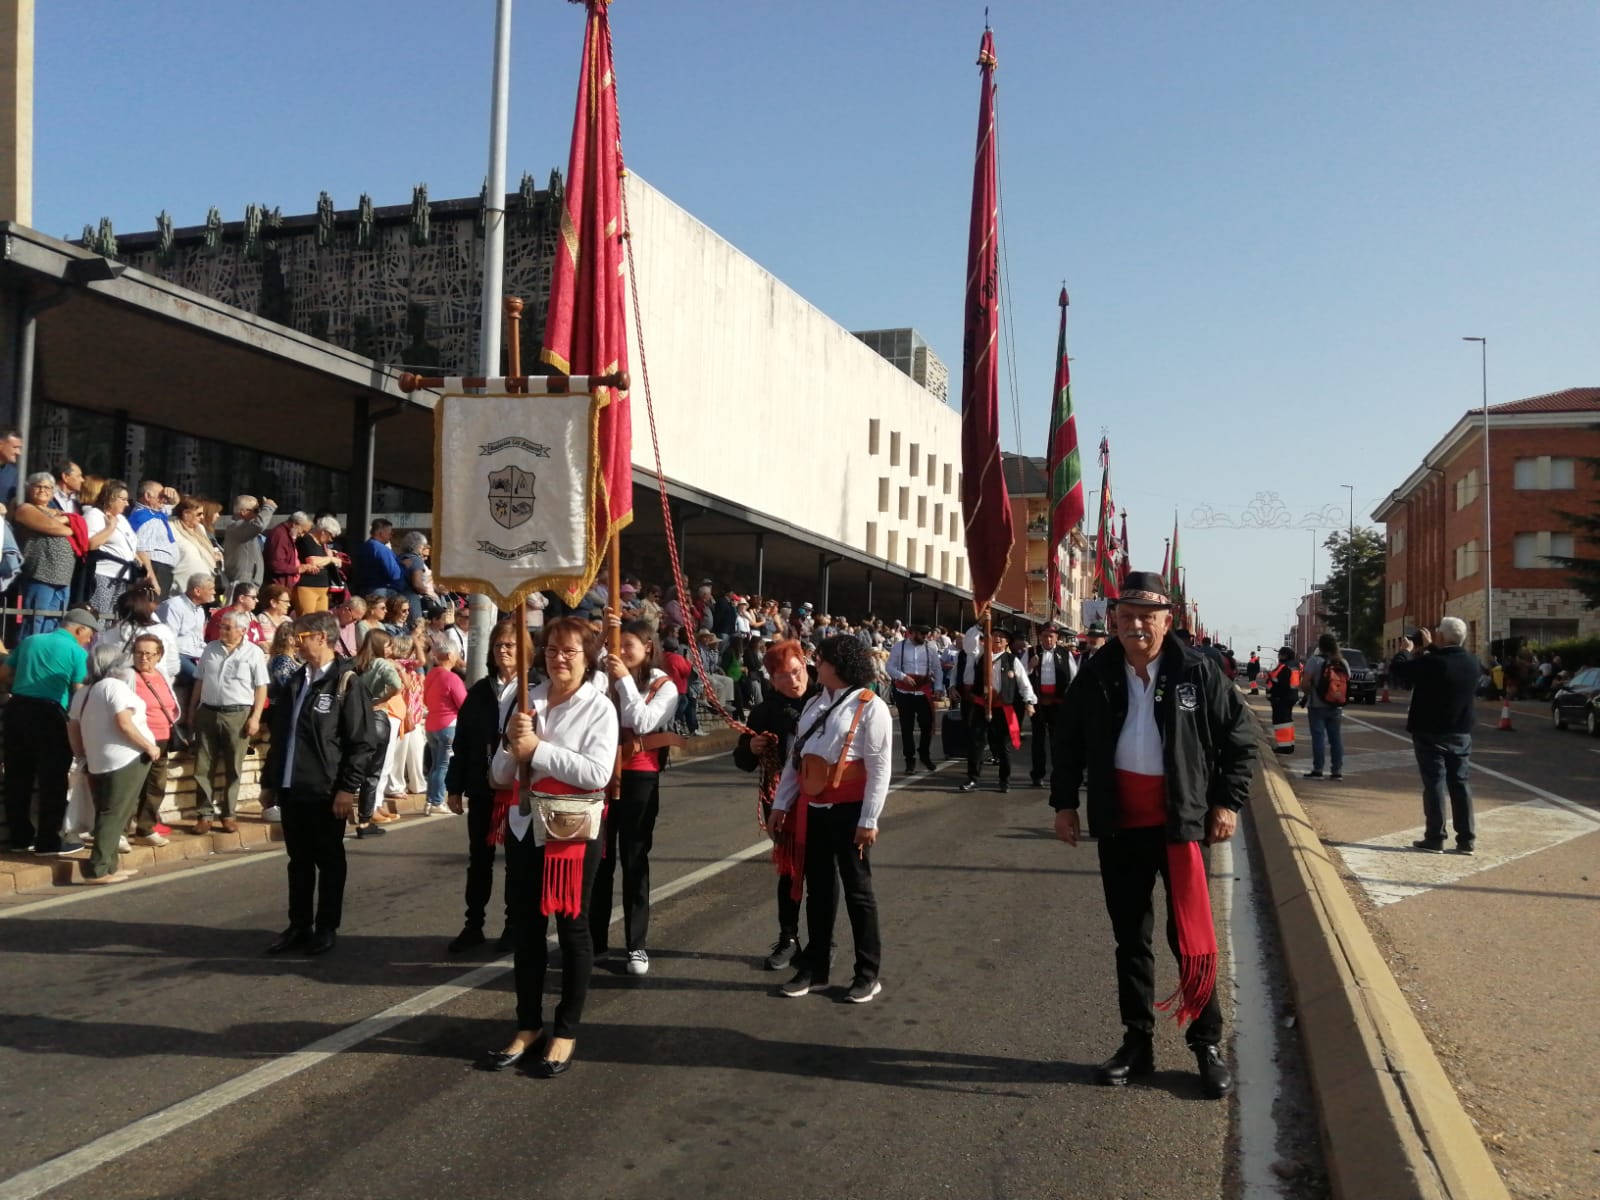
[[1463, 337, 1491, 659], [1340, 483, 1354, 645]]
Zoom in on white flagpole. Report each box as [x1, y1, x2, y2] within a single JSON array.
[[466, 0, 515, 684]]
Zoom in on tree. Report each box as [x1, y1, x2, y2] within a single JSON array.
[[1317, 527, 1386, 657], [1547, 451, 1600, 609]]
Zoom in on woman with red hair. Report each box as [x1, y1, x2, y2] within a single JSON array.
[[731, 638, 818, 972]]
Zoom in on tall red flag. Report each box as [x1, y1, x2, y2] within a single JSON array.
[[1093, 437, 1118, 599], [1045, 287, 1084, 615], [542, 0, 632, 598], [959, 28, 1012, 614], [1118, 510, 1132, 587]]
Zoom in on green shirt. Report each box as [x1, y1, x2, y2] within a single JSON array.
[[8, 627, 88, 708]]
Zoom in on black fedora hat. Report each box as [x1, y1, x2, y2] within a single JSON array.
[[1118, 571, 1172, 608]]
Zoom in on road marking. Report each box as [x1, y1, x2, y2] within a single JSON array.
[[1330, 799, 1599, 906], [1215, 836, 1285, 1199], [0, 764, 942, 1199], [1319, 748, 1419, 776]]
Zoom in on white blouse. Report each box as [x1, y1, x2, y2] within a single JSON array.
[[489, 679, 619, 842], [771, 686, 892, 829], [84, 508, 141, 578], [613, 668, 679, 733]]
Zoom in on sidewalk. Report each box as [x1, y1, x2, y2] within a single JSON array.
[[1248, 693, 1600, 1200]]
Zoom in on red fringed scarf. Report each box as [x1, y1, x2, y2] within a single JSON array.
[[772, 774, 866, 902], [487, 777, 595, 918], [1116, 770, 1218, 1026]]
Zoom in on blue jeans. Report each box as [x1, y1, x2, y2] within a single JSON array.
[[425, 725, 456, 808], [21, 580, 69, 638], [1413, 732, 1474, 845], [1308, 707, 1344, 774]]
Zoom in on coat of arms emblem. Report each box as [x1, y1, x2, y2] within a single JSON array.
[[488, 465, 536, 530]]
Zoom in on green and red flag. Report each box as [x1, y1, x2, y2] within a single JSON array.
[[1118, 509, 1131, 587], [1045, 287, 1084, 613], [959, 27, 1013, 615], [541, 0, 633, 600], [1169, 511, 1184, 605], [1093, 437, 1118, 599]]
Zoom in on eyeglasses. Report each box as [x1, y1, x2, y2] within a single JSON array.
[[544, 646, 584, 661], [295, 631, 322, 641], [491, 642, 517, 652]]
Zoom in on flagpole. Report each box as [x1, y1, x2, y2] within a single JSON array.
[[465, 0, 515, 686]]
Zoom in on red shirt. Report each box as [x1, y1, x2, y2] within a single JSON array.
[[423, 668, 467, 733], [662, 651, 692, 696], [132, 669, 179, 743]]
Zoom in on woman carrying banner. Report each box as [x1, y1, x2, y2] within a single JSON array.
[[591, 616, 680, 976], [480, 616, 617, 1077], [732, 637, 818, 972], [770, 634, 892, 1004]]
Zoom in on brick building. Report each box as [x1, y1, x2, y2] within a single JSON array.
[[995, 453, 1093, 629], [1372, 387, 1600, 655]]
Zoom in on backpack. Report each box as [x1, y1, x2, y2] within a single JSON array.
[[1317, 658, 1350, 707]]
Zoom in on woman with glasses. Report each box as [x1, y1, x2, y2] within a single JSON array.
[[68, 643, 162, 885], [84, 480, 155, 618], [127, 632, 182, 847], [257, 584, 294, 644], [444, 617, 529, 954], [350, 628, 402, 838], [479, 616, 617, 1077], [12, 472, 77, 637]]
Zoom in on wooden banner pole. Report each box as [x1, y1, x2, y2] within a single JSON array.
[[503, 296, 531, 716]]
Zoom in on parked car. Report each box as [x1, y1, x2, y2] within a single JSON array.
[[1550, 666, 1600, 736], [1342, 649, 1377, 704]]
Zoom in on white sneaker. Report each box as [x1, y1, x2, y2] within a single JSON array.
[[133, 832, 170, 847], [626, 950, 650, 976], [117, 836, 132, 854], [261, 806, 282, 823]]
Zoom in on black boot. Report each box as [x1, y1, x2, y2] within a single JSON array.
[[1194, 1044, 1232, 1099], [1094, 1034, 1154, 1086]]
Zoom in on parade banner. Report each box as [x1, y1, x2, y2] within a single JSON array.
[[432, 391, 601, 609], [1045, 286, 1083, 614]]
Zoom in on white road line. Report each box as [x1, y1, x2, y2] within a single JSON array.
[[1341, 714, 1600, 825], [1215, 837, 1286, 1200], [0, 762, 945, 1199]]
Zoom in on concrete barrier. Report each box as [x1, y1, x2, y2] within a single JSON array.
[[1249, 720, 1510, 1200]]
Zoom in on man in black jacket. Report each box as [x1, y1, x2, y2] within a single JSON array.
[[1028, 623, 1077, 787], [1050, 571, 1253, 1099], [1387, 616, 1479, 854], [260, 611, 378, 956]]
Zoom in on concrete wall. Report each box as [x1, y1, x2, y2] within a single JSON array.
[[624, 177, 967, 592]]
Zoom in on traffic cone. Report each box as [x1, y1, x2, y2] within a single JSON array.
[[1497, 700, 1514, 731], [1379, 684, 1390, 703]]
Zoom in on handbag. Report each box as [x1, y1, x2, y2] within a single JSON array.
[[530, 790, 605, 844], [135, 669, 188, 753]]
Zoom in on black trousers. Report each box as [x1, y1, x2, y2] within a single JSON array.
[[463, 790, 510, 933], [590, 769, 660, 953], [761, 798, 803, 941], [1097, 826, 1222, 1049], [893, 692, 934, 765], [964, 698, 1012, 782], [3, 696, 72, 852], [280, 793, 349, 932], [505, 831, 600, 1038], [1030, 702, 1063, 782], [800, 801, 880, 984], [358, 715, 392, 823]]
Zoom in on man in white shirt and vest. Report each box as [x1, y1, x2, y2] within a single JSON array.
[[886, 623, 942, 773], [1028, 623, 1078, 788], [958, 626, 1036, 794]]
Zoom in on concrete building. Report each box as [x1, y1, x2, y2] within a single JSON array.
[[853, 328, 949, 404], [1372, 387, 1600, 655]]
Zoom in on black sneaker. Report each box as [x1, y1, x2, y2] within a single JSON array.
[[1451, 841, 1476, 856], [1330, 772, 1343, 780], [780, 969, 824, 998], [845, 977, 882, 1003], [496, 928, 516, 953], [1302, 771, 1323, 779], [904, 760, 917, 773], [997, 781, 1010, 793], [1411, 838, 1445, 854], [919, 756, 936, 771], [1030, 776, 1044, 789], [958, 780, 977, 793], [1094, 1035, 1155, 1086], [764, 936, 798, 971], [448, 926, 486, 954]]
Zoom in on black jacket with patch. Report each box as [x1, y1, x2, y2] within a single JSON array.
[[262, 656, 378, 800], [1049, 634, 1254, 841]]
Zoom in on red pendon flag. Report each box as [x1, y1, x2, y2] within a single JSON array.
[[960, 28, 1013, 613], [542, 0, 632, 597], [1094, 438, 1118, 600], [1118, 510, 1131, 586], [1045, 287, 1084, 613]]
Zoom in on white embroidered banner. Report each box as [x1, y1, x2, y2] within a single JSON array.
[[433, 391, 600, 608]]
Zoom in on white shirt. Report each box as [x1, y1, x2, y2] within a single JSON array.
[[94, 620, 179, 685], [489, 679, 619, 842], [134, 506, 178, 565], [959, 647, 1037, 703], [1114, 660, 1164, 776], [887, 639, 940, 692], [196, 639, 270, 707], [613, 669, 679, 734], [157, 594, 207, 659], [771, 686, 893, 829], [1040, 653, 1058, 687], [84, 509, 140, 577], [70, 677, 151, 774]]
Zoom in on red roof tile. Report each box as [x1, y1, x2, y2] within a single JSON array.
[[1487, 387, 1600, 414]]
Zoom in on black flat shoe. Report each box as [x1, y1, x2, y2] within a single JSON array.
[[1195, 1044, 1233, 1099], [496, 928, 516, 953], [1095, 1035, 1154, 1086], [536, 1055, 574, 1078], [449, 926, 487, 954], [266, 926, 310, 954], [307, 929, 337, 956], [478, 1048, 526, 1072]]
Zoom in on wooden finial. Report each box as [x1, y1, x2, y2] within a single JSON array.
[[504, 296, 524, 318]]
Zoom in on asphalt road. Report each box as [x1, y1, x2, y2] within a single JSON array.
[[0, 746, 1291, 1200]]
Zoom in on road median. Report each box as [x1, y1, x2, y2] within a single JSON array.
[[1248, 716, 1510, 1200]]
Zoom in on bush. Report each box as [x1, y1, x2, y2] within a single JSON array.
[[1522, 635, 1600, 668]]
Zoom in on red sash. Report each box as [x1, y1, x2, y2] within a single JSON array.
[[1114, 769, 1218, 1026], [773, 774, 867, 903], [487, 777, 593, 919]]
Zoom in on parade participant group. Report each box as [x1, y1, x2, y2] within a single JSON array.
[[2, 510, 1254, 1094]]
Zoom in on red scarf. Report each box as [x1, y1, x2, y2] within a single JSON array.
[[488, 777, 594, 919], [1115, 769, 1217, 1026], [772, 774, 866, 902]]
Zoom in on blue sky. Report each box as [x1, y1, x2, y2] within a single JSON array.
[[32, 2, 1599, 649]]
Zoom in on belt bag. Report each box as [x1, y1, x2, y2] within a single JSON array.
[[529, 790, 605, 844], [800, 756, 866, 798], [619, 730, 687, 760]]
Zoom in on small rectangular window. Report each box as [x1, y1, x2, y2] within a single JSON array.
[[909, 443, 921, 476], [898, 486, 910, 521], [933, 503, 943, 536], [927, 454, 937, 486], [878, 477, 890, 513], [887, 530, 899, 562], [906, 536, 918, 568], [1552, 458, 1576, 489], [943, 463, 953, 494], [917, 496, 927, 528], [868, 419, 881, 456], [890, 432, 902, 467], [866, 521, 878, 556], [941, 550, 950, 581], [924, 545, 934, 575]]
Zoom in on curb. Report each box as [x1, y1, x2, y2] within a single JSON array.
[[1248, 718, 1510, 1200]]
